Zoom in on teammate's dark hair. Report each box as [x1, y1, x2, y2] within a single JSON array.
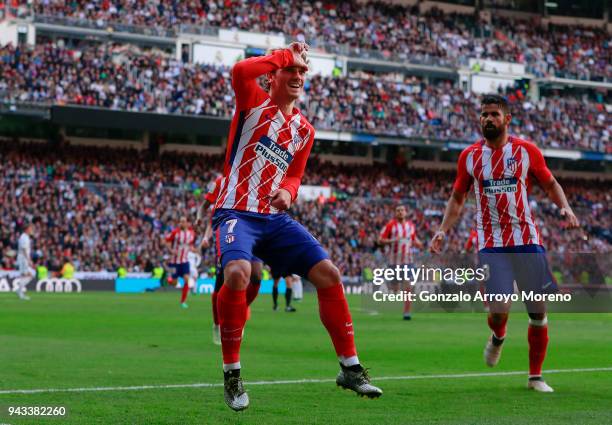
[[481, 94, 510, 114]]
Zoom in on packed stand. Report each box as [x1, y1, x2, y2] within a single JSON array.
[[1, 143, 609, 277], [1, 42, 609, 152], [28, 1, 612, 81]]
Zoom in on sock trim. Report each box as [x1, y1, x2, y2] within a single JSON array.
[[339, 355, 360, 367], [491, 334, 505, 346], [223, 362, 241, 372], [529, 316, 548, 327]]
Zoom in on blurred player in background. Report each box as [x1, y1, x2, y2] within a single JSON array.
[[430, 94, 580, 393], [379, 205, 423, 320], [272, 273, 296, 312], [15, 222, 35, 300], [164, 216, 196, 309], [197, 174, 262, 345], [187, 249, 201, 295], [213, 42, 382, 410]]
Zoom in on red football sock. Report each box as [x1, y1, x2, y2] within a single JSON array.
[[217, 285, 247, 365], [487, 314, 508, 339], [180, 279, 190, 303], [211, 291, 219, 325], [317, 284, 357, 358], [528, 324, 549, 377], [246, 282, 260, 306]]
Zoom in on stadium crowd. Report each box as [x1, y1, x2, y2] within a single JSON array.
[[1, 42, 609, 152], [1, 143, 609, 277], [27, 0, 612, 81]]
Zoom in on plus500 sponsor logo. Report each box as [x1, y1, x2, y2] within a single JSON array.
[[483, 178, 518, 195], [255, 136, 293, 172]]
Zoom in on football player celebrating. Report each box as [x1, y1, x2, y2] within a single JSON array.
[[430, 94, 580, 393]]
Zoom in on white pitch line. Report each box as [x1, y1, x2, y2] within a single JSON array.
[[1, 367, 611, 395]]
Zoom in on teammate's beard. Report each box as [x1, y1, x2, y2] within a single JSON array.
[[482, 123, 503, 140]]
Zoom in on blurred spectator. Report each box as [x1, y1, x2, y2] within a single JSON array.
[[1, 143, 609, 276], [0, 42, 608, 151], [28, 1, 612, 81]]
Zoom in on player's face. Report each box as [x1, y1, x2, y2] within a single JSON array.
[[179, 217, 188, 229], [269, 66, 307, 100], [395, 206, 406, 220], [480, 104, 510, 140]]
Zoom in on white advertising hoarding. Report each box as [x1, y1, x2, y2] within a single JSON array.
[[469, 58, 526, 76], [308, 52, 337, 77], [297, 185, 332, 201], [219, 29, 285, 48], [471, 74, 519, 94], [193, 43, 244, 67]]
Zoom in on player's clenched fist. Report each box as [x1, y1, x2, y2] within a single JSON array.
[[288, 42, 309, 70], [269, 188, 292, 211], [560, 208, 580, 229], [429, 230, 446, 254]]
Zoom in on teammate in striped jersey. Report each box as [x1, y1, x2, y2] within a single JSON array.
[[213, 42, 382, 410], [430, 94, 580, 393], [164, 216, 196, 308], [379, 205, 423, 320]]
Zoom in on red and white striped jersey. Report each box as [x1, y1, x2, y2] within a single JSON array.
[[205, 176, 223, 206], [454, 136, 554, 250], [215, 49, 315, 214], [380, 219, 417, 265], [166, 228, 196, 264]]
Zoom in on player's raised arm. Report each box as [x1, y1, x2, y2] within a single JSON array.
[[232, 42, 309, 110]]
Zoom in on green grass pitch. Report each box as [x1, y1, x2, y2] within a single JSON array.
[[1, 292, 611, 424]]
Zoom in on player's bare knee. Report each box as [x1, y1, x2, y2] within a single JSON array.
[[308, 260, 341, 289], [528, 312, 546, 321], [489, 312, 508, 325], [224, 260, 251, 290]]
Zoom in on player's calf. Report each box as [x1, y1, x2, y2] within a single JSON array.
[[309, 260, 383, 398], [527, 315, 549, 389]]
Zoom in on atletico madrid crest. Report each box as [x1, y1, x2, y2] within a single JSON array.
[[506, 157, 518, 174]]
